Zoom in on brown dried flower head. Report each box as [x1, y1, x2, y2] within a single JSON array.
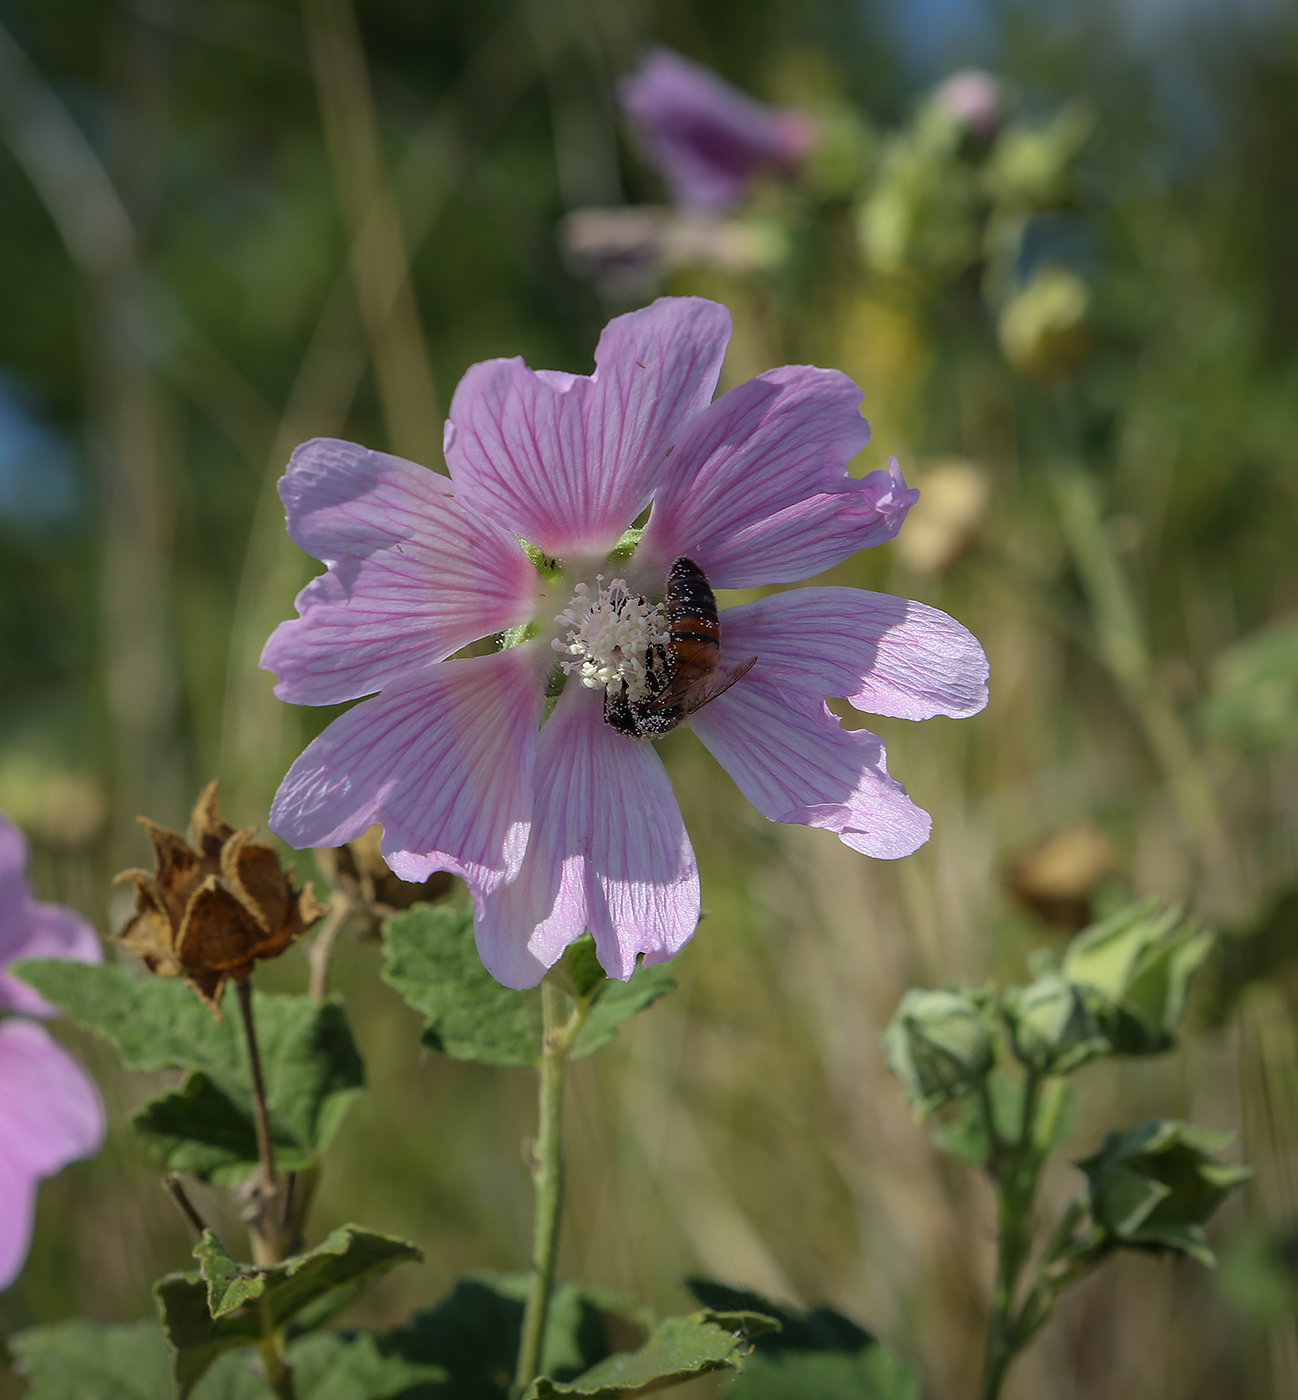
[[313, 824, 451, 937], [115, 781, 325, 1015]]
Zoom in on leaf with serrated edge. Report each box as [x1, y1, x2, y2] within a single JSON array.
[[381, 906, 676, 1068], [158, 1226, 422, 1395], [526, 1310, 777, 1398], [381, 904, 541, 1066], [14, 961, 363, 1181], [686, 1282, 920, 1400]]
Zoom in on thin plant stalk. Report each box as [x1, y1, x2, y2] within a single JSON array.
[[236, 974, 278, 1191], [512, 979, 592, 1398], [258, 1294, 296, 1400]]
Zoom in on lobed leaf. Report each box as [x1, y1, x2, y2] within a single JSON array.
[[157, 1226, 422, 1395], [9, 1320, 438, 1400], [526, 1309, 779, 1398], [14, 960, 364, 1182], [686, 1283, 920, 1400], [381, 906, 675, 1067]]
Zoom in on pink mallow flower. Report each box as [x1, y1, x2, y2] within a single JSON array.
[[0, 815, 105, 1289], [264, 297, 988, 988], [617, 47, 816, 215]]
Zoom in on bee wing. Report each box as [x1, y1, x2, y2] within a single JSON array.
[[681, 655, 758, 718]]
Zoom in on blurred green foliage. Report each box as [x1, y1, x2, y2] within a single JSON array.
[[1, 1, 1298, 1398]]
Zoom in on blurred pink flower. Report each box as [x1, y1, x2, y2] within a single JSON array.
[[617, 47, 816, 215], [0, 816, 104, 1289], [932, 69, 1003, 140], [264, 297, 988, 988]]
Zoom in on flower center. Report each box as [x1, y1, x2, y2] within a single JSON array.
[[552, 576, 668, 703]]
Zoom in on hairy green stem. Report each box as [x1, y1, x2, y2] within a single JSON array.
[[512, 980, 591, 1398], [977, 1072, 1042, 1400], [258, 1296, 296, 1400]]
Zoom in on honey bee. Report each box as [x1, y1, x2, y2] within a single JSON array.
[[605, 557, 756, 739]]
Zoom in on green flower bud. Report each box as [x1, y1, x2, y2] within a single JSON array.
[[1062, 897, 1213, 1055], [883, 989, 995, 1119], [1004, 973, 1108, 1073], [1077, 1120, 1251, 1266], [997, 265, 1090, 381]]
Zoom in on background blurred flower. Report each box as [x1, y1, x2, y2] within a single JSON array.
[[932, 69, 1003, 140], [264, 296, 987, 989], [617, 47, 816, 215], [0, 814, 104, 1289]]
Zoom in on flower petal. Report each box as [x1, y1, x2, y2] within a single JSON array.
[[0, 817, 102, 1017], [690, 673, 932, 860], [444, 298, 731, 559], [262, 438, 540, 705], [269, 647, 544, 894], [0, 1019, 104, 1288], [717, 588, 989, 720], [473, 685, 699, 988], [638, 367, 916, 587]]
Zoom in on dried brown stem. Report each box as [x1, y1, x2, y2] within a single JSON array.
[[162, 1173, 207, 1239]]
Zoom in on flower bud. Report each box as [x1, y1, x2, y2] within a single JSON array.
[[1077, 1119, 1251, 1266], [1004, 973, 1107, 1073], [883, 988, 995, 1118], [115, 782, 324, 1016], [932, 70, 1003, 141], [1062, 897, 1213, 1056], [997, 265, 1091, 381], [314, 824, 451, 938]]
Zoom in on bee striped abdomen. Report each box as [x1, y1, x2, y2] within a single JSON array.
[[662, 557, 719, 696]]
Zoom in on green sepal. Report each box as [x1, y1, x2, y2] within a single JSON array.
[[686, 1282, 921, 1400], [1076, 1119, 1251, 1267], [381, 905, 675, 1067], [883, 988, 996, 1120], [12, 961, 363, 1183], [1061, 898, 1214, 1056], [526, 1309, 779, 1398], [157, 1226, 422, 1395]]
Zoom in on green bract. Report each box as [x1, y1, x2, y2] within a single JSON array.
[[1061, 897, 1213, 1055], [1003, 973, 1108, 1073], [882, 988, 995, 1118], [1076, 1119, 1251, 1267]]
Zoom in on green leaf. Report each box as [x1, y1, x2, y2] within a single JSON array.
[[380, 1271, 653, 1398], [8, 1321, 440, 1400], [1202, 619, 1298, 750], [686, 1282, 920, 1400], [527, 1310, 778, 1398], [158, 1226, 422, 1395], [381, 906, 675, 1067], [9, 1320, 175, 1400], [14, 960, 364, 1183], [571, 965, 677, 1060], [382, 904, 542, 1066]]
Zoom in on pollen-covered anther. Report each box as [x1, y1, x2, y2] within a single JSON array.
[[553, 576, 668, 702]]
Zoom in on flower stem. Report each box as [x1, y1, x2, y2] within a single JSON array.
[[258, 1296, 296, 1400], [308, 890, 352, 1001], [512, 979, 591, 1398], [977, 1071, 1042, 1400], [161, 1173, 207, 1239], [235, 974, 278, 1190]]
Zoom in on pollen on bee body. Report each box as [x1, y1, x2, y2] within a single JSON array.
[[553, 576, 668, 703]]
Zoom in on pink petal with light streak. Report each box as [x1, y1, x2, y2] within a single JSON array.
[[638, 367, 916, 587], [262, 438, 540, 706], [717, 588, 988, 720], [269, 647, 544, 894], [0, 1019, 105, 1288], [473, 686, 699, 988], [444, 298, 731, 559]]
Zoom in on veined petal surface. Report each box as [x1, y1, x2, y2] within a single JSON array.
[[638, 366, 915, 587], [263, 438, 540, 706], [0, 1019, 105, 1288], [269, 647, 544, 894], [691, 672, 932, 860], [718, 588, 989, 720], [474, 686, 699, 988], [444, 298, 731, 559], [0, 818, 101, 1018]]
